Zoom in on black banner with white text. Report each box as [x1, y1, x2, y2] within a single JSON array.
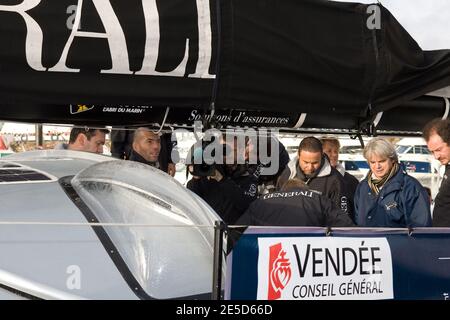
[[0, 0, 449, 130]]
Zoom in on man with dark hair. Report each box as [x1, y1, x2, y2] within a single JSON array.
[[276, 136, 348, 212], [236, 178, 354, 227], [110, 127, 133, 159], [423, 118, 450, 226], [55, 126, 109, 154]]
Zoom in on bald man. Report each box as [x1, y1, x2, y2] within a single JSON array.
[[129, 128, 161, 168]]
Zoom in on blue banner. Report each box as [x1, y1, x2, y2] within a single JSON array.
[[225, 227, 450, 300]]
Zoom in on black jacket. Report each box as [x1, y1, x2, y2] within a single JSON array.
[[335, 163, 360, 222], [111, 128, 177, 173], [129, 149, 159, 168], [110, 128, 133, 159], [226, 164, 260, 202], [236, 187, 355, 227], [226, 139, 290, 197], [343, 172, 359, 221], [187, 177, 252, 224], [276, 156, 348, 212], [343, 172, 359, 196], [433, 164, 450, 227]]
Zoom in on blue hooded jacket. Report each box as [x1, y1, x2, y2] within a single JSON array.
[[354, 168, 432, 228]]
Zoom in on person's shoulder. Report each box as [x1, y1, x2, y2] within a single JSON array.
[[54, 142, 68, 150], [220, 177, 245, 191], [328, 166, 346, 184], [401, 171, 422, 186], [442, 163, 450, 176], [186, 177, 198, 188], [400, 172, 427, 195], [328, 165, 342, 177], [355, 177, 368, 191], [344, 171, 359, 183], [277, 165, 291, 181]]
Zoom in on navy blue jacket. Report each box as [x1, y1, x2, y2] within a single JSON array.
[[354, 168, 432, 228]]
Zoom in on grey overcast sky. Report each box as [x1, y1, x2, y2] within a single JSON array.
[[334, 0, 450, 50]]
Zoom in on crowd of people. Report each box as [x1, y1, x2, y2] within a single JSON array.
[[60, 118, 450, 229]]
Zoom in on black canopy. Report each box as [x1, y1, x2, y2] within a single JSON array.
[[0, 0, 449, 132]]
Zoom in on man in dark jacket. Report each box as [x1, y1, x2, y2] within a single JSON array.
[[111, 127, 178, 176], [185, 139, 254, 224], [225, 163, 260, 202], [110, 127, 133, 159], [321, 137, 360, 221], [187, 166, 252, 224], [236, 179, 354, 227], [220, 133, 289, 202], [253, 135, 290, 193], [423, 118, 450, 227], [276, 136, 348, 212], [128, 127, 161, 169]]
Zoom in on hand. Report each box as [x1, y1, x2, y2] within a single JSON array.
[[167, 163, 176, 177], [208, 169, 223, 182], [187, 165, 201, 179]]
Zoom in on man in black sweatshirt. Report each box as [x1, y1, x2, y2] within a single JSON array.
[[129, 127, 161, 169], [320, 137, 360, 222], [276, 136, 348, 212], [237, 178, 354, 227], [111, 127, 177, 176]]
